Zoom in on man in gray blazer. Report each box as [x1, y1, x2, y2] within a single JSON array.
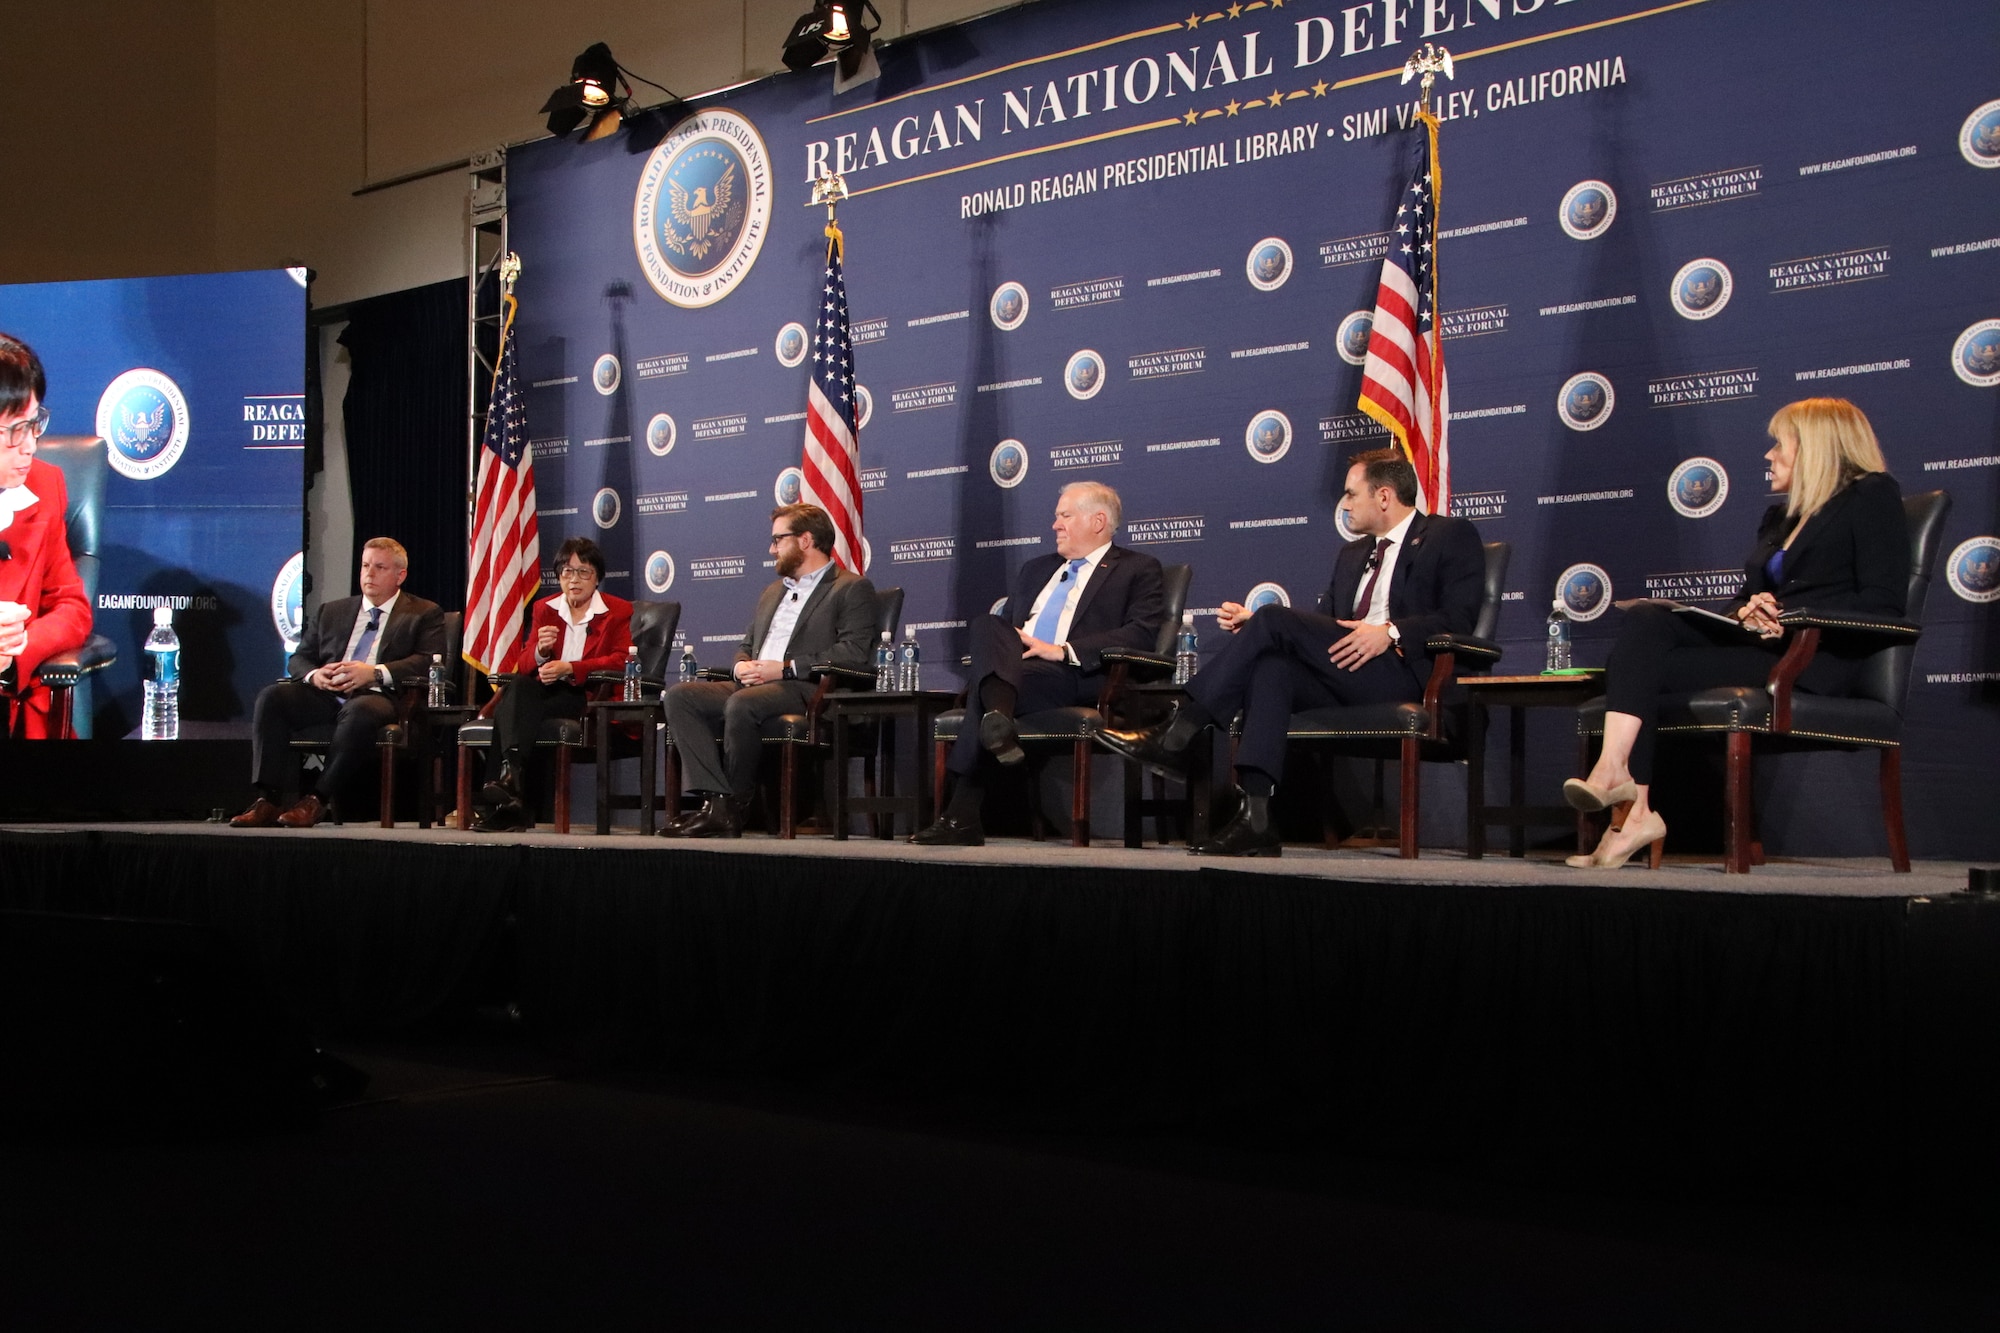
[[661, 503, 878, 837], [231, 537, 447, 827]]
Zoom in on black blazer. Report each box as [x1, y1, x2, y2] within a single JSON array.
[[289, 592, 447, 690], [1740, 470, 1908, 617], [1011, 543, 1166, 673], [739, 565, 879, 674], [1322, 511, 1486, 670]]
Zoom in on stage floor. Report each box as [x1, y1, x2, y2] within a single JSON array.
[[5, 818, 1967, 900]]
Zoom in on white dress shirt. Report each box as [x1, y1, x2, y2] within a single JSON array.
[[541, 589, 610, 662], [1354, 511, 1417, 627], [0, 480, 37, 534], [316, 590, 400, 689], [1024, 540, 1112, 663], [761, 560, 833, 670]]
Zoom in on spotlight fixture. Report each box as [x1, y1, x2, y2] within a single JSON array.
[[782, 2, 882, 91], [539, 43, 688, 142], [541, 43, 625, 136]]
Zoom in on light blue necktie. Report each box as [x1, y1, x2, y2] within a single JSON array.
[[353, 606, 382, 664], [1030, 558, 1087, 643]]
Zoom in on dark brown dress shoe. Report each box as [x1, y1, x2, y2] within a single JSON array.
[[978, 710, 1025, 765], [909, 814, 985, 846], [662, 795, 744, 839], [1187, 797, 1282, 858], [276, 794, 328, 828], [1092, 704, 1199, 779], [229, 797, 283, 829]]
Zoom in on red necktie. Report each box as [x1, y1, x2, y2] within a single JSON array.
[[1352, 539, 1392, 619]]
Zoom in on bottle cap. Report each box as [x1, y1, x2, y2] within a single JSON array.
[[153, 606, 173, 625]]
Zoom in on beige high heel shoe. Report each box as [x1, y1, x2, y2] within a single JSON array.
[[1565, 802, 1667, 870], [1562, 776, 1639, 812]]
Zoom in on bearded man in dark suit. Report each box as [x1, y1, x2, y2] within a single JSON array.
[[231, 537, 447, 827], [911, 480, 1166, 846], [1096, 448, 1484, 856], [660, 503, 878, 838]]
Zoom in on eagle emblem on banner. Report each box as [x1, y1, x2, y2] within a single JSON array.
[[666, 163, 739, 260]]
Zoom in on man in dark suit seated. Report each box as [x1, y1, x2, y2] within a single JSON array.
[[1096, 448, 1484, 856], [0, 332, 92, 739], [911, 480, 1166, 847], [660, 503, 878, 838], [231, 537, 447, 827]]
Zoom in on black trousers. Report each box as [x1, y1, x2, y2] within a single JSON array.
[[250, 681, 395, 803], [947, 613, 1105, 777], [1184, 605, 1422, 784], [1601, 603, 1787, 783], [487, 676, 588, 778]]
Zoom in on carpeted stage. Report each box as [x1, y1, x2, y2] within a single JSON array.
[[5, 820, 2000, 1214]]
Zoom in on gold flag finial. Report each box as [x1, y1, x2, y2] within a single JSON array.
[[809, 169, 849, 224], [1400, 44, 1454, 115]]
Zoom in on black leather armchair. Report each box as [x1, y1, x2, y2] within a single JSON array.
[[25, 435, 118, 739], [931, 563, 1192, 846], [1576, 490, 1949, 873], [372, 611, 465, 828], [1279, 540, 1510, 858], [749, 585, 904, 838]]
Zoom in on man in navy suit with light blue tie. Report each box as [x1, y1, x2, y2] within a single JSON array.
[[231, 537, 446, 828], [1095, 448, 1484, 856], [911, 480, 1165, 846]]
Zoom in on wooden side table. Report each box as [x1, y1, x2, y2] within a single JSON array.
[[1462, 671, 1602, 858], [587, 697, 667, 835], [823, 689, 958, 840]]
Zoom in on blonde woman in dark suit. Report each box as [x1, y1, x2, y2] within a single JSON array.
[[1563, 398, 1908, 868]]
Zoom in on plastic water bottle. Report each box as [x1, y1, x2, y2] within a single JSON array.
[[897, 627, 921, 692], [1545, 599, 1573, 673], [622, 645, 642, 701], [1174, 611, 1199, 685], [679, 642, 697, 684], [874, 630, 895, 691], [142, 606, 180, 740], [427, 654, 447, 708]]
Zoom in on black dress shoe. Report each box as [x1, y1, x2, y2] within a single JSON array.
[[909, 814, 985, 846], [471, 798, 531, 833], [480, 757, 525, 811], [1188, 797, 1282, 858], [1093, 703, 1199, 778], [978, 710, 1025, 765], [662, 795, 744, 839]]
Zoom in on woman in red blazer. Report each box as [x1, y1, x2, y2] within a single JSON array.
[[473, 535, 633, 831], [0, 334, 92, 739]]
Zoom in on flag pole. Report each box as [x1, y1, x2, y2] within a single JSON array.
[[1402, 44, 1453, 513]]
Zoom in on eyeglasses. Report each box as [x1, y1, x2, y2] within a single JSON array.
[[556, 565, 597, 581], [0, 406, 49, 452], [769, 530, 804, 547]]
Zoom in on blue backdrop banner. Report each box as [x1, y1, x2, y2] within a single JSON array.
[[0, 267, 307, 737], [505, 0, 2000, 854]]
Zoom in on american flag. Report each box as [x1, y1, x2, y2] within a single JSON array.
[[463, 289, 541, 674], [799, 223, 864, 572], [1357, 106, 1450, 514]]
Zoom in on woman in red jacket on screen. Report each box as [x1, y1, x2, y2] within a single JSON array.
[[1563, 398, 1908, 869], [0, 333, 92, 739]]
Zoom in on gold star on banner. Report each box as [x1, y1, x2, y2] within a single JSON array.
[[1270, 0, 1285, 8], [1186, 12, 1201, 28], [1183, 109, 1199, 126], [1228, 2, 1244, 18], [1225, 98, 1242, 116], [1271, 88, 1287, 106], [1311, 79, 1329, 97]]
